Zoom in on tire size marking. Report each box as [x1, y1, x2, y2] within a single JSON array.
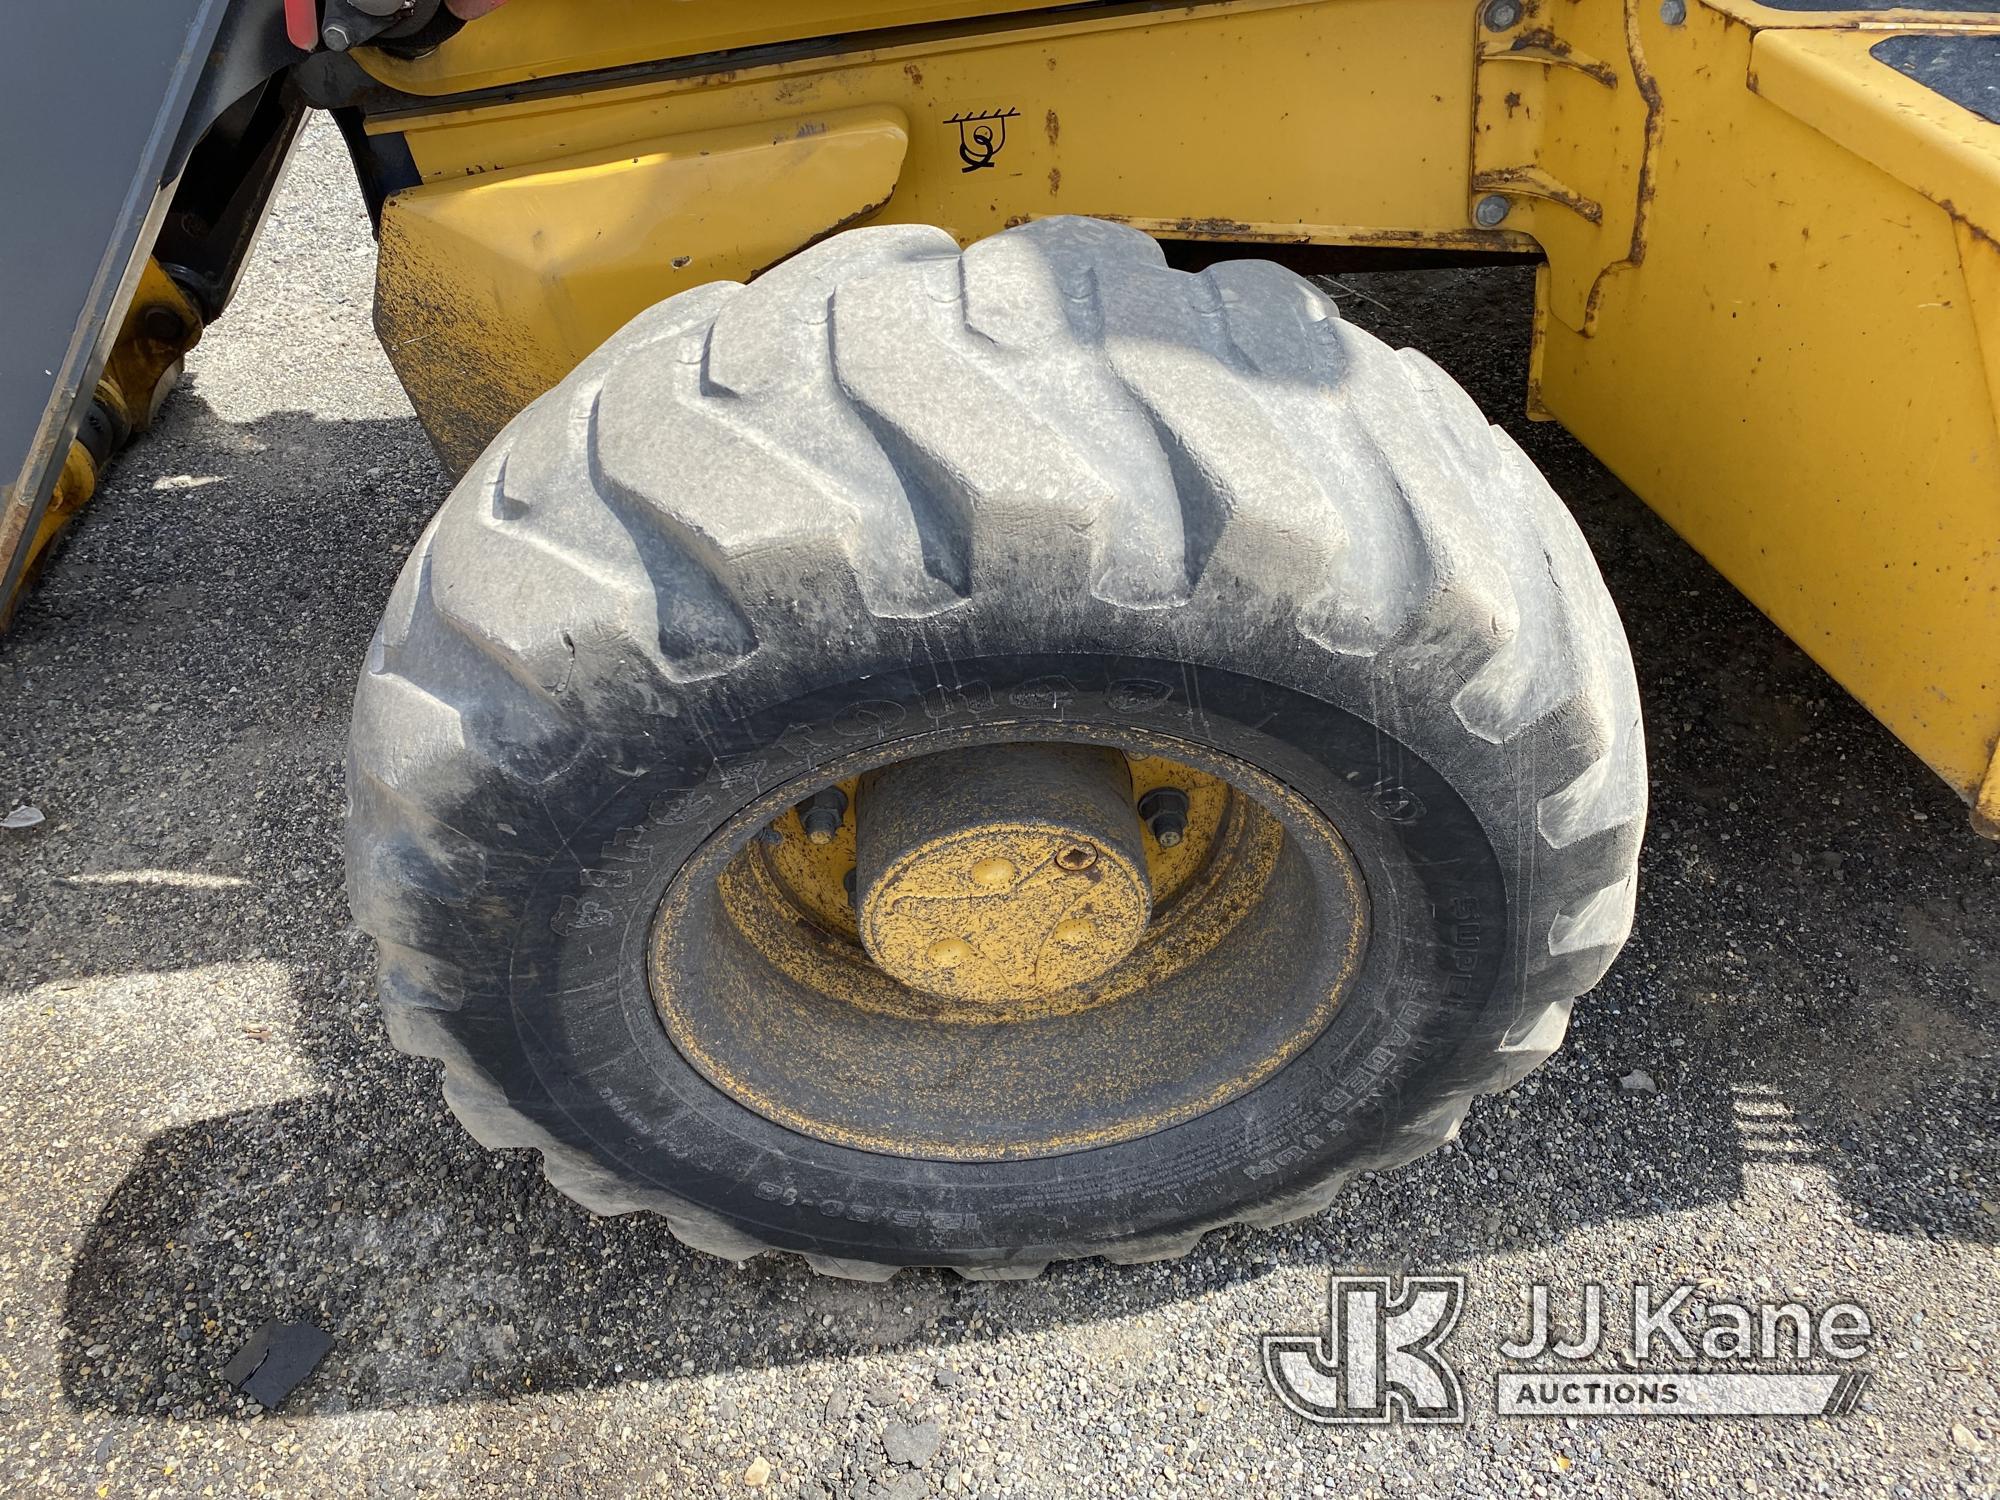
[[1445, 896, 1486, 1001], [754, 1179, 981, 1234], [1239, 993, 1429, 1182]]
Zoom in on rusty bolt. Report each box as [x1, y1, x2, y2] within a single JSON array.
[[1054, 844, 1098, 872], [1137, 788, 1190, 849], [797, 786, 848, 846]]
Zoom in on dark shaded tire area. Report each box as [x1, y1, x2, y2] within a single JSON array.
[[344, 216, 1647, 1279]]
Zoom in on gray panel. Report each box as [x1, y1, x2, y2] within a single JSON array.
[[0, 0, 239, 604], [1873, 34, 2000, 125]]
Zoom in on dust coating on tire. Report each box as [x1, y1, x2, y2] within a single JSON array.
[[345, 216, 1647, 1279]]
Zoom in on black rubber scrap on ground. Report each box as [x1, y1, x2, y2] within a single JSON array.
[[221, 1321, 333, 1409]]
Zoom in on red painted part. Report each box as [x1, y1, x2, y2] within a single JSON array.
[[283, 0, 317, 50]]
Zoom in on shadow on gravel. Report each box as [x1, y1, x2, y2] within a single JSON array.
[[31, 272, 1997, 1421]]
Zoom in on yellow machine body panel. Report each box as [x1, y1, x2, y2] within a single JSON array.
[[374, 0, 1497, 237], [377, 106, 913, 472], [1521, 8, 2000, 814], [357, 0, 2000, 823], [370, 0, 1519, 460], [360, 0, 1097, 97]]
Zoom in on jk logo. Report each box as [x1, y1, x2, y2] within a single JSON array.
[[1262, 1275, 1467, 1424]]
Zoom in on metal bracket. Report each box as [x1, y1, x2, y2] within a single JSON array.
[[1471, 0, 1664, 334]]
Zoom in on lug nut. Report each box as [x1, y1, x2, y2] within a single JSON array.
[[797, 787, 849, 846], [970, 857, 1017, 888], [927, 937, 973, 967], [1138, 787, 1191, 849], [1052, 918, 1095, 947]]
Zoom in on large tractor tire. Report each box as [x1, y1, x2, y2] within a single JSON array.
[[346, 217, 1646, 1279]]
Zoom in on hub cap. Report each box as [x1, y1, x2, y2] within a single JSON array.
[[855, 745, 1153, 1003], [646, 730, 1369, 1161]]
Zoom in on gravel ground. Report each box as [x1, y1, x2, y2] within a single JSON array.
[[1, 117, 1995, 1499]]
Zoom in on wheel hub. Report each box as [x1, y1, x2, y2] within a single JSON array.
[[646, 729, 1369, 1160], [854, 744, 1153, 1003]]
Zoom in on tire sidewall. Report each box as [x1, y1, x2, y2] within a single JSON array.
[[482, 650, 1514, 1267]]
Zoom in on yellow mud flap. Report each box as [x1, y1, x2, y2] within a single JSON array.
[[375, 106, 910, 473], [1517, 3, 2000, 824]]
